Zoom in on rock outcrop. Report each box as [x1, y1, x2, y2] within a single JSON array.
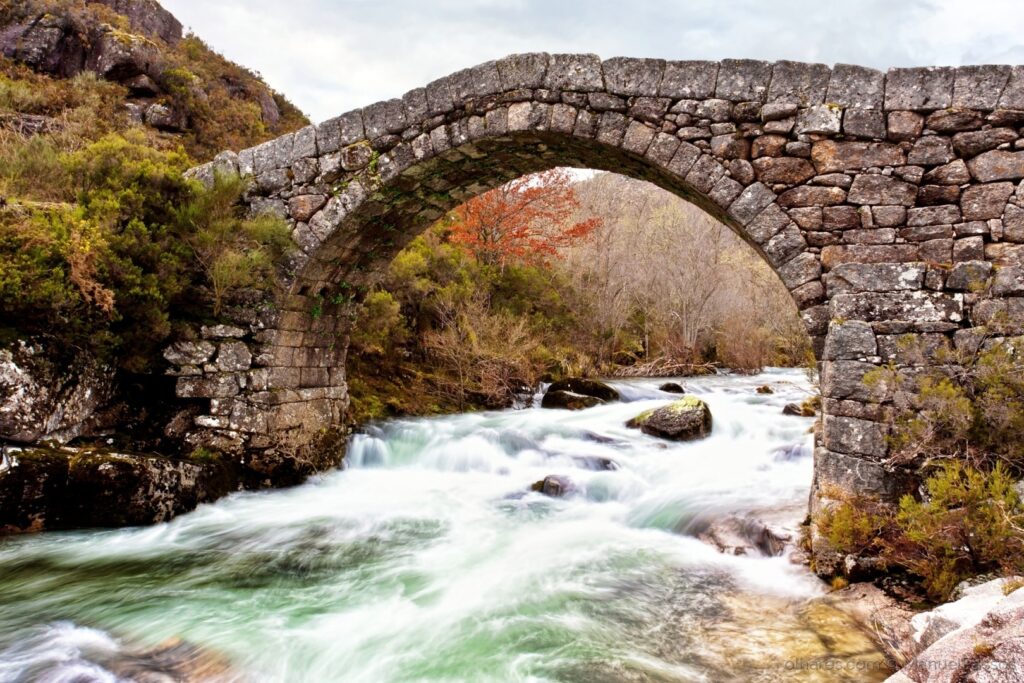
[[0, 446, 235, 532], [886, 577, 1024, 682], [0, 340, 113, 445], [0, 0, 305, 154], [93, 0, 183, 45], [626, 396, 713, 441]]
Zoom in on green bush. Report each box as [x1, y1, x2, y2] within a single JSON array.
[[175, 172, 291, 316], [818, 462, 1024, 602], [872, 342, 1024, 469], [0, 132, 290, 371], [890, 462, 1024, 600]]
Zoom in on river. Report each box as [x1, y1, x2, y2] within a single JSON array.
[[0, 369, 892, 682]]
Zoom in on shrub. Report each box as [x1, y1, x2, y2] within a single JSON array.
[[887, 462, 1024, 601], [819, 462, 1024, 602], [872, 342, 1024, 470], [0, 132, 290, 371], [175, 172, 291, 316]]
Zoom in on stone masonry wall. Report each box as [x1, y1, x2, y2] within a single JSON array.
[[176, 56, 1024, 516]]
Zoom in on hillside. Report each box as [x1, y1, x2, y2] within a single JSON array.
[[0, 0, 307, 445], [0, 0, 308, 161]]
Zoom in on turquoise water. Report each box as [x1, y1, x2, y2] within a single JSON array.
[[0, 370, 890, 682]]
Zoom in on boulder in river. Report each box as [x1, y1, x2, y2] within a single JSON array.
[[756, 385, 774, 394], [541, 391, 605, 410], [697, 515, 792, 556], [782, 402, 816, 417], [545, 378, 619, 402], [571, 456, 619, 471], [659, 382, 685, 394], [625, 396, 712, 441], [531, 475, 574, 497]]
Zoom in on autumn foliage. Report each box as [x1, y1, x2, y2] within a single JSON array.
[[448, 168, 601, 267]]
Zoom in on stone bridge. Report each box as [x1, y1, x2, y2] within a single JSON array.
[[176, 55, 1024, 509]]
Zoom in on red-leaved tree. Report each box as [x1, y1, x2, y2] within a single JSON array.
[[448, 168, 602, 268]]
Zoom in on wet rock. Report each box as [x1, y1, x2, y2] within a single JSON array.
[[545, 378, 619, 402], [540, 391, 605, 410], [696, 515, 792, 556], [108, 637, 236, 683], [0, 447, 235, 533], [577, 430, 620, 445], [659, 382, 685, 394], [783, 403, 816, 417], [822, 583, 916, 667], [531, 475, 574, 497], [772, 443, 811, 461], [626, 396, 712, 441], [756, 385, 774, 394], [497, 429, 540, 454], [571, 456, 619, 471]]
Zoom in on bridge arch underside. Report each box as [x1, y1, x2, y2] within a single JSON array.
[[177, 55, 1024, 519]]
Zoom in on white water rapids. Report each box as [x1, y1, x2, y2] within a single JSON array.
[[0, 369, 892, 682]]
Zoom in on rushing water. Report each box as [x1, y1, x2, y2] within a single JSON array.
[[0, 369, 892, 682]]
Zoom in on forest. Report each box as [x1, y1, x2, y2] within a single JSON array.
[[346, 169, 812, 422]]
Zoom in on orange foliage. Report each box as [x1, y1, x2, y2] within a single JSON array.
[[448, 168, 601, 267]]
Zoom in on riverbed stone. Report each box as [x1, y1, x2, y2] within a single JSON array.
[[626, 396, 712, 441]]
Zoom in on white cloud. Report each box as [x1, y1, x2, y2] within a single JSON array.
[[160, 0, 1024, 123]]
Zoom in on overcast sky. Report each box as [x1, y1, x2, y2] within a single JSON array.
[[161, 0, 1024, 124]]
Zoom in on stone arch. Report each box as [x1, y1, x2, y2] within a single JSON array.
[[178, 55, 1024, 518]]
